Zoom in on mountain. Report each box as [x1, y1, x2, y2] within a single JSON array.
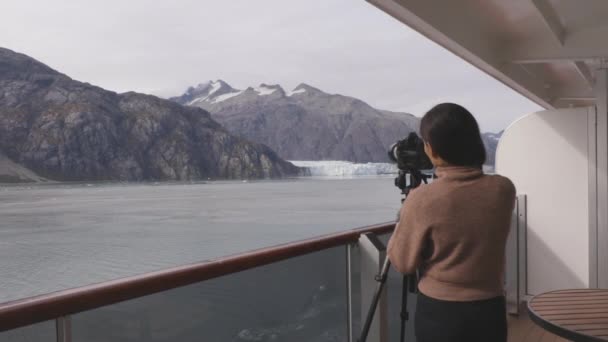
[[172, 81, 420, 163], [481, 131, 503, 166], [173, 81, 501, 165], [0, 48, 300, 181]]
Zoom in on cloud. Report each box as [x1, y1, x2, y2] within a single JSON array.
[[0, 0, 541, 132]]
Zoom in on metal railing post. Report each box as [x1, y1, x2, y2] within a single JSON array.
[[55, 316, 71, 342], [346, 243, 354, 342], [517, 195, 528, 301], [505, 196, 520, 314], [506, 194, 528, 315]]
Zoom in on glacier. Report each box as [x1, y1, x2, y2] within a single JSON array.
[[290, 160, 397, 177]]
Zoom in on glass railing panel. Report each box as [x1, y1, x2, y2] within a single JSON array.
[[0, 320, 55, 342], [71, 246, 348, 342]]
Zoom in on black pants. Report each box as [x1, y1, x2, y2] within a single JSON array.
[[415, 293, 507, 342]]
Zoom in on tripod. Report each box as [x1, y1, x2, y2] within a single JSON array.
[[358, 170, 429, 342]]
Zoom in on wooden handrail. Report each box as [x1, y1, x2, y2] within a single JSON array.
[[0, 221, 395, 332]]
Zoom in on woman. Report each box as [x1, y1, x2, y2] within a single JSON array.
[[387, 103, 516, 342]]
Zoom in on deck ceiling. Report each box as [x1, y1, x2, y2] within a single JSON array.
[[367, 0, 608, 109]]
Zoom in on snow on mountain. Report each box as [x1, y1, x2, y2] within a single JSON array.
[[287, 88, 306, 96], [172, 80, 307, 105], [484, 131, 503, 142], [254, 84, 281, 96], [170, 80, 238, 106], [212, 90, 244, 103]]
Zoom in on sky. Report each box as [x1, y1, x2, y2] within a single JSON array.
[[1, 0, 542, 133]]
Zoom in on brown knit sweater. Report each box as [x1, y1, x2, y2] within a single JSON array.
[[387, 166, 516, 301]]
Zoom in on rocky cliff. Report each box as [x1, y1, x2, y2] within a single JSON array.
[[0, 48, 300, 181], [0, 151, 47, 183]]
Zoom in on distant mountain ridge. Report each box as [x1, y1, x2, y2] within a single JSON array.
[[482, 131, 503, 166], [0, 48, 299, 181], [172, 80, 420, 163], [173, 80, 501, 165]]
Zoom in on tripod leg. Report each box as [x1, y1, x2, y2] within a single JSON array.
[[400, 274, 409, 342], [358, 258, 391, 342]]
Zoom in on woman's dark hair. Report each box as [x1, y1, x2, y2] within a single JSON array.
[[420, 103, 486, 168]]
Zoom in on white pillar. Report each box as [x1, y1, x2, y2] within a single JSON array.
[[594, 68, 608, 288]]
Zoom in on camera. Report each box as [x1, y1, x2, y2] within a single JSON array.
[[388, 132, 433, 193], [388, 132, 433, 171]]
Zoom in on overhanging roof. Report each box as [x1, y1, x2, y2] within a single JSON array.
[[367, 0, 608, 109]]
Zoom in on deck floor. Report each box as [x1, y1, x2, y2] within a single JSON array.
[[508, 305, 570, 342]]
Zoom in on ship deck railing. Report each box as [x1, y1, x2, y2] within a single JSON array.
[[0, 218, 570, 342], [0, 222, 397, 342]]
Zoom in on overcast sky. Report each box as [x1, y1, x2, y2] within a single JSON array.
[[1, 0, 541, 132]]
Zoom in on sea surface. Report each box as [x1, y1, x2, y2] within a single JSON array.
[[0, 174, 416, 342], [0, 176, 402, 297]]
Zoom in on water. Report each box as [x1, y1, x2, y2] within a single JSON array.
[[0, 176, 401, 303]]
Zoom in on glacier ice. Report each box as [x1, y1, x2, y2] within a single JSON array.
[[290, 160, 397, 177]]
